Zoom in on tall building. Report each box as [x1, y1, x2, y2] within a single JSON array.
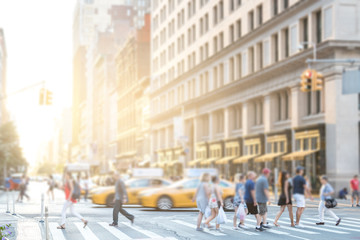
[[115, 13, 151, 171], [0, 29, 8, 124], [150, 0, 360, 189]]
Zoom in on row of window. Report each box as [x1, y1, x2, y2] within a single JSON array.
[[152, 7, 327, 90]]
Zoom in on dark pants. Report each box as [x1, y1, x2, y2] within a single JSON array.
[[113, 200, 134, 224]]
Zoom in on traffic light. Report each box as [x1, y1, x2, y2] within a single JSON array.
[[301, 69, 313, 92], [312, 71, 324, 91], [46, 90, 53, 105], [39, 88, 53, 105]]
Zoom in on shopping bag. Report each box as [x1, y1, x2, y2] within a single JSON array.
[[236, 203, 246, 220], [216, 207, 227, 224], [205, 206, 211, 218]]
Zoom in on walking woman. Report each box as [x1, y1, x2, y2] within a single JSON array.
[[192, 173, 210, 231], [57, 172, 88, 229], [233, 173, 247, 229], [273, 171, 294, 227], [203, 176, 224, 231]]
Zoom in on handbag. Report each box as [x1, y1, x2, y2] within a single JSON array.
[[216, 207, 227, 224], [325, 198, 337, 208]]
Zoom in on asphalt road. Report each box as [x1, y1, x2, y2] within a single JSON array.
[[1, 181, 360, 240]]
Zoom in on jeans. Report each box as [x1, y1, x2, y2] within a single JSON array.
[[113, 200, 134, 224], [61, 200, 83, 225], [319, 200, 339, 222]]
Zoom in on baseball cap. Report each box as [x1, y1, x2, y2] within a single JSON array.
[[296, 166, 305, 171], [262, 168, 271, 174]]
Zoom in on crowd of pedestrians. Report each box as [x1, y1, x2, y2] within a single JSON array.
[[194, 165, 345, 233]]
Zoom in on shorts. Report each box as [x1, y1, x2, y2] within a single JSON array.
[[352, 190, 359, 198], [246, 202, 258, 215], [293, 194, 306, 208], [258, 203, 267, 215]]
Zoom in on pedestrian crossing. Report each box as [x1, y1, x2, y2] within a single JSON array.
[[19, 215, 360, 240]]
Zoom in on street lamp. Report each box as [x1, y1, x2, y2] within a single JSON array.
[[298, 41, 317, 60]]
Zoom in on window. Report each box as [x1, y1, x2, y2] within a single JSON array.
[[213, 36, 218, 53], [213, 6, 218, 25], [219, 63, 224, 86], [249, 47, 254, 73], [248, 10, 254, 31], [277, 93, 282, 121], [272, 0, 278, 16], [215, 111, 224, 134], [232, 105, 242, 130], [263, 40, 270, 66], [283, 28, 289, 58], [230, 0, 235, 12], [290, 25, 297, 55], [257, 42, 263, 70], [315, 10, 322, 43], [219, 32, 224, 49], [301, 17, 309, 49], [219, 1, 224, 20], [205, 14, 209, 32], [272, 33, 279, 62], [205, 43, 209, 59], [229, 57, 235, 82], [200, 18, 204, 35], [307, 92, 312, 116], [283, 0, 289, 10], [324, 7, 332, 39], [236, 53, 242, 79], [229, 24, 234, 43], [316, 91, 321, 114], [213, 67, 218, 88], [257, 4, 263, 26], [285, 91, 289, 119], [236, 19, 242, 39]]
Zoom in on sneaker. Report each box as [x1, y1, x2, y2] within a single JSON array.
[[196, 227, 204, 231], [131, 217, 135, 225], [357, 204, 360, 207], [262, 224, 271, 229], [239, 224, 249, 229], [255, 227, 265, 232], [109, 223, 118, 227], [336, 218, 341, 226], [316, 222, 325, 225], [215, 228, 224, 233], [233, 227, 240, 230]]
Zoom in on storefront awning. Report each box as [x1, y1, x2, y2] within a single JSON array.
[[233, 154, 259, 164], [282, 150, 319, 161], [168, 160, 180, 166], [189, 159, 202, 167], [254, 152, 285, 163], [200, 157, 220, 166], [138, 159, 151, 167], [150, 162, 158, 167], [215, 156, 236, 165]]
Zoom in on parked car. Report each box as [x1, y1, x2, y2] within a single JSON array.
[[91, 177, 172, 207], [138, 178, 235, 210]]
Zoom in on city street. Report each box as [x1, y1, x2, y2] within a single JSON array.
[[1, 181, 360, 240]]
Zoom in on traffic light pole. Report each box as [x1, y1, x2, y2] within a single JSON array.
[[0, 80, 46, 101]]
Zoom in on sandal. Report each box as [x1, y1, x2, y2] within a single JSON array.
[[57, 225, 65, 229], [83, 220, 88, 228], [273, 222, 280, 227]]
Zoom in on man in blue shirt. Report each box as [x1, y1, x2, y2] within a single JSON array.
[[292, 166, 312, 228], [245, 171, 263, 231], [255, 168, 271, 229]]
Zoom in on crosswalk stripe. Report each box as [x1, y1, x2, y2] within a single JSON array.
[[49, 222, 66, 240], [296, 220, 349, 234], [98, 222, 132, 240], [171, 220, 226, 236], [74, 222, 99, 240], [245, 219, 289, 235], [121, 221, 164, 239], [304, 218, 360, 232], [345, 217, 360, 221], [324, 217, 360, 226], [266, 218, 319, 234], [222, 222, 260, 235]]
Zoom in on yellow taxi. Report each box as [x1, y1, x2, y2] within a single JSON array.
[[138, 178, 235, 210], [91, 178, 172, 207]]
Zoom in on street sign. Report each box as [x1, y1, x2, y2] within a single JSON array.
[[343, 69, 360, 94]]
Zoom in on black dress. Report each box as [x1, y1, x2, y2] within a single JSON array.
[[278, 179, 292, 206]]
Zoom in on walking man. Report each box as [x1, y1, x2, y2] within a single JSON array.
[[293, 166, 312, 228], [350, 175, 359, 207], [255, 168, 271, 229], [244, 171, 263, 232], [316, 176, 341, 226], [109, 172, 134, 227]]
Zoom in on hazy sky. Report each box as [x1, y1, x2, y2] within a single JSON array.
[[0, 0, 75, 168]]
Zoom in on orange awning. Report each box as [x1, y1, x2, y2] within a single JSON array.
[[200, 157, 220, 166], [282, 150, 319, 161], [254, 152, 285, 162], [215, 156, 236, 165], [233, 154, 259, 164]]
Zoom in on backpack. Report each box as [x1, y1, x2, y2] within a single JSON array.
[[72, 181, 81, 199]]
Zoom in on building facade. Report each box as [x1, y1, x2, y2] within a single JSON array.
[[150, 0, 360, 189], [115, 14, 151, 171], [0, 29, 8, 124]]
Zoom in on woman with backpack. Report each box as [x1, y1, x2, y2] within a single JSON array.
[[57, 172, 88, 229]]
